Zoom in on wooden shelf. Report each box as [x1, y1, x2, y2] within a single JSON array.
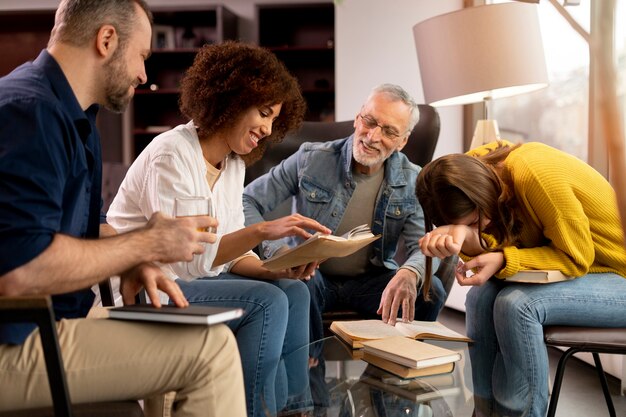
[[258, 3, 335, 122], [0, 10, 54, 77], [126, 4, 238, 161]]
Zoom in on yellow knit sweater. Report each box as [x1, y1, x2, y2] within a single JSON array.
[[470, 141, 626, 279]]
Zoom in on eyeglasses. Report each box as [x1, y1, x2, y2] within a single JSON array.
[[357, 113, 407, 140]]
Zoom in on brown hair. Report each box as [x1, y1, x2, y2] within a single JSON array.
[[415, 142, 521, 296], [178, 41, 306, 166], [49, 0, 152, 49]]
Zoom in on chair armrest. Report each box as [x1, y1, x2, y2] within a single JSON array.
[[0, 295, 74, 417]]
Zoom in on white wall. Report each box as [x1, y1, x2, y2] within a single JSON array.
[[334, 0, 463, 158]]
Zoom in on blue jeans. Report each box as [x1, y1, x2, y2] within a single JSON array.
[[175, 273, 310, 417], [465, 273, 626, 417], [306, 267, 446, 351]]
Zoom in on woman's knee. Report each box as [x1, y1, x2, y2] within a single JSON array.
[[232, 280, 290, 320], [493, 287, 536, 320], [277, 279, 310, 310], [465, 280, 501, 316]]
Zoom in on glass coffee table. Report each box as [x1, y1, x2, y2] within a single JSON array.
[[266, 335, 475, 417]]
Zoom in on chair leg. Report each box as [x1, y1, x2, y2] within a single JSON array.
[[592, 352, 616, 417], [36, 312, 74, 417], [548, 348, 618, 417], [547, 347, 577, 417]]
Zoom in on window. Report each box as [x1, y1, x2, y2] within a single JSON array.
[[491, 0, 591, 162], [618, 1, 626, 164]]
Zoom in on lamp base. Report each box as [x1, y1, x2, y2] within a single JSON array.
[[470, 119, 501, 150]]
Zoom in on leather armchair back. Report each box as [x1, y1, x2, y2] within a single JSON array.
[[244, 104, 440, 185]]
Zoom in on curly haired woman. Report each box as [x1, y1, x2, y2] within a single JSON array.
[[415, 140, 626, 417], [108, 41, 329, 417]]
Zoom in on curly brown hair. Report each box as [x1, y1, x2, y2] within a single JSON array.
[[179, 41, 306, 165]]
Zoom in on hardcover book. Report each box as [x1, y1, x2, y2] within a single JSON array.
[[262, 224, 380, 271], [505, 269, 573, 283], [360, 374, 461, 402], [362, 337, 461, 369], [108, 304, 244, 325], [362, 352, 456, 379], [330, 319, 471, 349]]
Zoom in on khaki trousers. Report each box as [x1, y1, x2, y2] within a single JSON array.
[[0, 317, 246, 417]]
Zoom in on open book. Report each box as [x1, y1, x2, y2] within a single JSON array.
[[262, 224, 380, 271], [108, 304, 244, 325], [505, 269, 573, 283], [330, 319, 471, 349]]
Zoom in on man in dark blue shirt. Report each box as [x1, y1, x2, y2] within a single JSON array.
[[0, 1, 245, 415]]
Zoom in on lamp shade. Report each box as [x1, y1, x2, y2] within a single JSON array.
[[413, 2, 549, 107]]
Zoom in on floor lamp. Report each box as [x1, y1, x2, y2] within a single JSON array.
[[413, 2, 549, 150]]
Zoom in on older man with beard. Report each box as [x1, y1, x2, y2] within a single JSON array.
[[0, 0, 245, 415], [243, 84, 445, 346]]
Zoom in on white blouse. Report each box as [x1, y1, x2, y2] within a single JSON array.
[[107, 121, 258, 283]]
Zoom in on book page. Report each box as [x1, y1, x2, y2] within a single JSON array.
[[341, 223, 373, 239], [335, 319, 404, 339], [395, 320, 469, 341]]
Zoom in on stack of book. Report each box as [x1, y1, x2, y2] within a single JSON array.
[[330, 319, 471, 379]]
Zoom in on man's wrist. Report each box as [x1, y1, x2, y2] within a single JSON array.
[[398, 266, 421, 285], [129, 227, 160, 264]]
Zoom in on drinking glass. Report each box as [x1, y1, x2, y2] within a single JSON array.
[[174, 196, 215, 233]]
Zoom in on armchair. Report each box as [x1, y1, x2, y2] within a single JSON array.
[[244, 104, 441, 185], [244, 105, 456, 321]]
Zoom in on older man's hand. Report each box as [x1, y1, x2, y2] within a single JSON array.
[[376, 268, 418, 325]]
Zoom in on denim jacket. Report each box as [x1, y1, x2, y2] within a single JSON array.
[[243, 136, 426, 278]]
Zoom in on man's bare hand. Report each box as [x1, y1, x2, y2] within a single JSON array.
[[145, 212, 218, 264], [377, 269, 418, 325], [120, 262, 189, 308]]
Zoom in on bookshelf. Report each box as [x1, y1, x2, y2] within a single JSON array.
[[0, 10, 125, 162], [257, 3, 335, 122], [0, 6, 238, 164], [126, 5, 238, 162]]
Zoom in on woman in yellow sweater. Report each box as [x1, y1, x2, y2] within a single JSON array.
[[416, 141, 626, 417]]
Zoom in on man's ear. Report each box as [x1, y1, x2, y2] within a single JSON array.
[[396, 135, 409, 152], [95, 24, 118, 58]]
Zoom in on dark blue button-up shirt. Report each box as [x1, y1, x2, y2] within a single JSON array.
[[0, 50, 100, 345]]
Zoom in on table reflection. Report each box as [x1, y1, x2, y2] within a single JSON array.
[[264, 336, 474, 417]]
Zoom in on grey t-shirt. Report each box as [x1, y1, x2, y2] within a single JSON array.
[[320, 167, 384, 277]]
